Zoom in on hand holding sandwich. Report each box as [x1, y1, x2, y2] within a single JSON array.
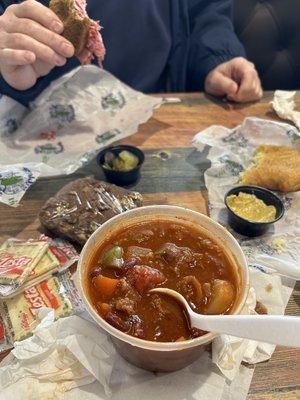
[[0, 0, 74, 90]]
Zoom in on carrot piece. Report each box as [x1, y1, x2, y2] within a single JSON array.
[[93, 275, 119, 299]]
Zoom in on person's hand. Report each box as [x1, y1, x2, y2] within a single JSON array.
[[204, 57, 263, 103], [0, 0, 74, 91]]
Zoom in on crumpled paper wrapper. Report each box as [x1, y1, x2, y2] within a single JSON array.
[[0, 65, 163, 207], [272, 90, 300, 130], [192, 117, 300, 280], [213, 266, 295, 381], [0, 265, 294, 400]]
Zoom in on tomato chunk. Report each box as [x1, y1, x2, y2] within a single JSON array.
[[127, 265, 165, 294]]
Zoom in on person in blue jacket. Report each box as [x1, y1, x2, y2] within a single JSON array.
[[0, 0, 262, 107]]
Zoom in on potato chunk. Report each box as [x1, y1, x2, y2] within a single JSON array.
[[205, 279, 235, 315]]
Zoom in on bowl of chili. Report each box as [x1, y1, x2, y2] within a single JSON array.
[[78, 206, 249, 372]]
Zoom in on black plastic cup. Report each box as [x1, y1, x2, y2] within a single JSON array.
[[224, 185, 285, 237], [97, 145, 145, 186]]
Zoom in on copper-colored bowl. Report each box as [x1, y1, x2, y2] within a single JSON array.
[[78, 206, 249, 372]]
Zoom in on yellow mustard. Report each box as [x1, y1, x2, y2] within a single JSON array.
[[227, 192, 276, 223]]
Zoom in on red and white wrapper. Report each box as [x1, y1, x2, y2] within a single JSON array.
[[0, 236, 79, 298]]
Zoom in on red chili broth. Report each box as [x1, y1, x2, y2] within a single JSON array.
[[87, 221, 238, 342]]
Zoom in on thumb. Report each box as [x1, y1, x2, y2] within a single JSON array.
[[205, 71, 238, 97]]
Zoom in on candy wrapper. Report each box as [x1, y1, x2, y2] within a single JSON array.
[[0, 236, 79, 298], [0, 271, 84, 343], [0, 65, 163, 207], [192, 117, 300, 280], [0, 239, 48, 286]]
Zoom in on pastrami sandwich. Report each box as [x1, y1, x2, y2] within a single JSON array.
[[49, 0, 106, 66]]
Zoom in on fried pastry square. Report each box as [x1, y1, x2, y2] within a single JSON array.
[[242, 145, 300, 192]]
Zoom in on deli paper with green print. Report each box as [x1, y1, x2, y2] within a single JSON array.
[[193, 117, 300, 280], [0, 66, 163, 206], [0, 166, 40, 207]]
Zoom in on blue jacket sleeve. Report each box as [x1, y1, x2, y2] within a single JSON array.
[[186, 0, 246, 91]]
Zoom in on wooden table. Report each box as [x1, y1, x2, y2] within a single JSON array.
[[0, 92, 299, 399]]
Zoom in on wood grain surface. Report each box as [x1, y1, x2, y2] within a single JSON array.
[[0, 92, 299, 399]]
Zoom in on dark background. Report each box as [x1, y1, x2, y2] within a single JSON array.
[[233, 0, 300, 90]]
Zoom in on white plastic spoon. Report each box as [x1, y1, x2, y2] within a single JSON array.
[[150, 288, 300, 347]]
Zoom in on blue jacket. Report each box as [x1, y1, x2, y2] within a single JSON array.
[[0, 0, 245, 106]]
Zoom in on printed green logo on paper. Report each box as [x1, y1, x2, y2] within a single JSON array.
[[216, 155, 244, 177], [287, 129, 300, 143], [0, 168, 36, 196], [34, 142, 64, 155], [222, 130, 249, 148], [0, 175, 22, 186], [49, 104, 75, 123], [101, 92, 126, 110], [96, 129, 121, 144], [1, 119, 18, 138]]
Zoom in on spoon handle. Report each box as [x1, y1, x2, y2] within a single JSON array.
[[191, 314, 300, 347]]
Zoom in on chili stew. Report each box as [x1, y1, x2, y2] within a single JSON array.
[[87, 221, 238, 342]]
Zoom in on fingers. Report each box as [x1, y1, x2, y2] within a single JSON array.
[[228, 67, 263, 103], [0, 0, 71, 87], [12, 0, 64, 33], [205, 57, 263, 103], [1, 63, 39, 90], [10, 17, 74, 58], [32, 59, 53, 77], [255, 81, 263, 99], [1, 0, 74, 70], [205, 70, 238, 97], [0, 48, 35, 66], [2, 32, 67, 66], [223, 58, 263, 102]]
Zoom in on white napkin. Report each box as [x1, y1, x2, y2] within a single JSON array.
[[272, 90, 300, 130], [0, 311, 115, 399], [213, 266, 294, 381]]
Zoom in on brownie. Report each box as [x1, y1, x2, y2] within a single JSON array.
[[39, 178, 143, 244]]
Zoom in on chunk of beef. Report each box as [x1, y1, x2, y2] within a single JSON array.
[[113, 278, 141, 310], [126, 265, 166, 294], [150, 294, 170, 318], [156, 243, 194, 264], [135, 229, 154, 244], [126, 246, 154, 263], [190, 328, 207, 339], [114, 298, 136, 316], [116, 277, 132, 294], [115, 277, 140, 300]]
